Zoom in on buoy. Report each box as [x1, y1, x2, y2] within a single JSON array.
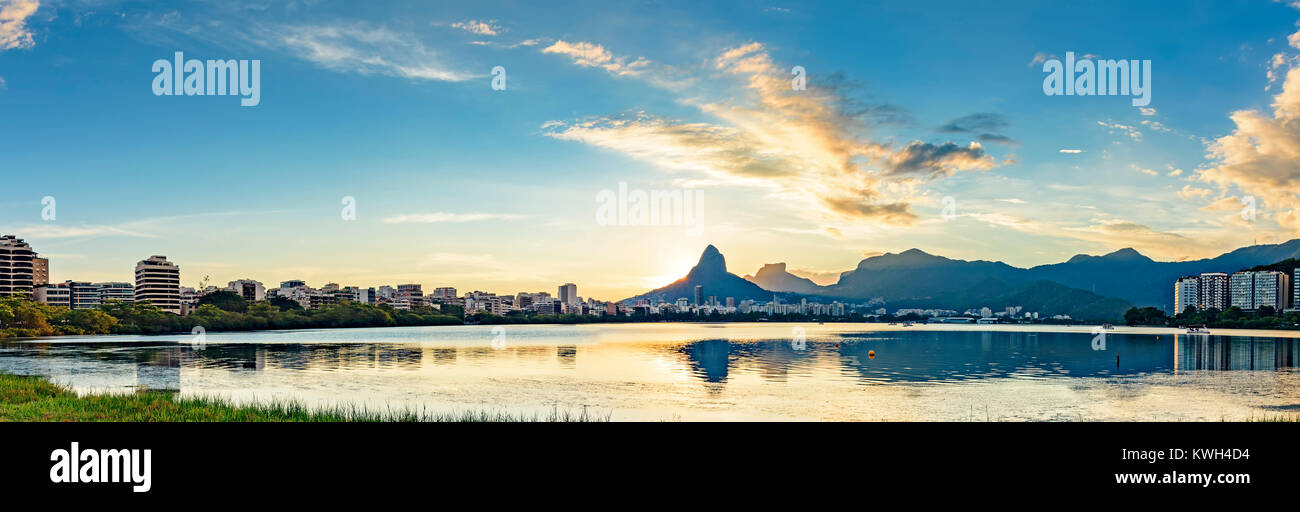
[[868, 350, 876, 359]]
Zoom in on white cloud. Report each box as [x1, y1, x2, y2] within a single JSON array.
[[276, 23, 477, 82], [382, 212, 525, 224], [0, 0, 39, 51], [450, 19, 501, 36], [1059, 149, 1083, 154]]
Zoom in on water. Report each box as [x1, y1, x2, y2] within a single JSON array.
[[2, 323, 1299, 421]]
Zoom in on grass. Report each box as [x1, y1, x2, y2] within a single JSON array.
[[0, 373, 611, 422]]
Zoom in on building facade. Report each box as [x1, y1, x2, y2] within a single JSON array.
[[1174, 276, 1199, 314], [134, 256, 181, 314], [97, 282, 134, 304], [0, 235, 36, 296], [558, 283, 577, 307], [1198, 272, 1230, 311], [34, 283, 70, 307], [31, 257, 48, 286], [227, 279, 266, 302]]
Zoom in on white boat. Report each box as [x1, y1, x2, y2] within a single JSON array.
[[1099, 323, 1115, 330], [1186, 325, 1211, 335], [901, 321, 913, 327]]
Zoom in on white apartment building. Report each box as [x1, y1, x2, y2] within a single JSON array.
[[134, 256, 181, 314], [1174, 276, 1199, 314], [1230, 271, 1255, 310], [1254, 271, 1291, 310], [34, 283, 71, 307], [67, 281, 102, 310]]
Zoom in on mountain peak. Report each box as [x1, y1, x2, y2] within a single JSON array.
[[692, 244, 728, 276]]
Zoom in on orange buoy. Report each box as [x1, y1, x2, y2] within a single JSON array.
[[868, 350, 876, 359]]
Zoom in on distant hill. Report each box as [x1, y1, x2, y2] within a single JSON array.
[[824, 249, 1028, 301], [743, 263, 826, 294], [1025, 239, 1300, 310], [623, 245, 775, 304]]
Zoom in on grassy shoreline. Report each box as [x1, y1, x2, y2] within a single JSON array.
[[0, 373, 610, 422]]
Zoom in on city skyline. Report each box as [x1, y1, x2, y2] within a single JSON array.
[[6, 1, 1300, 299]]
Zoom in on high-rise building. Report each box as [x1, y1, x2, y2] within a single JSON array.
[[0, 235, 36, 296], [1295, 269, 1300, 311], [1198, 272, 1229, 311], [1174, 276, 1199, 314], [1230, 270, 1292, 311], [1254, 271, 1291, 310], [134, 256, 181, 314], [97, 282, 134, 304], [558, 283, 578, 306], [31, 257, 48, 286], [227, 279, 266, 302], [694, 285, 703, 306], [1230, 271, 1255, 310]]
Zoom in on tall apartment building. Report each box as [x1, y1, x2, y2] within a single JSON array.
[[1230, 271, 1255, 310], [97, 282, 134, 304], [32, 257, 48, 286], [134, 256, 181, 314], [1254, 271, 1291, 310], [34, 283, 71, 307], [694, 285, 703, 306], [1295, 269, 1300, 311], [1198, 272, 1230, 311], [1230, 270, 1292, 311], [0, 235, 36, 296], [558, 283, 578, 307]]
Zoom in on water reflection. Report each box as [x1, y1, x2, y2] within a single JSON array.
[[2, 327, 1298, 397]]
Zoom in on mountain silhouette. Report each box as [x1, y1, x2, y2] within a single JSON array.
[[624, 245, 775, 303], [743, 263, 824, 294]]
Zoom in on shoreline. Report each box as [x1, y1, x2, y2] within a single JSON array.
[[7, 320, 1300, 343], [0, 372, 610, 422]]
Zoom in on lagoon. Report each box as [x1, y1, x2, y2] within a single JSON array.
[[2, 323, 1298, 421]]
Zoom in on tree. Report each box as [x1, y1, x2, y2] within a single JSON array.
[[268, 296, 303, 312], [197, 290, 248, 313]]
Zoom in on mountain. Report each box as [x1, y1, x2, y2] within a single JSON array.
[[825, 249, 1028, 301], [1026, 239, 1300, 310], [623, 245, 775, 303], [743, 263, 826, 294], [806, 240, 1300, 312]]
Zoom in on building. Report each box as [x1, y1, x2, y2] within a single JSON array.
[[1295, 269, 1300, 311], [1230, 270, 1292, 311], [1198, 272, 1230, 311], [396, 284, 423, 308], [694, 285, 703, 306], [1174, 276, 1199, 314], [34, 283, 70, 307], [97, 282, 134, 304], [0, 235, 36, 296], [134, 256, 181, 314], [432, 287, 457, 301], [31, 257, 48, 286], [1230, 271, 1255, 310], [1254, 271, 1291, 310], [227, 279, 266, 302], [558, 283, 578, 307], [67, 281, 102, 310]]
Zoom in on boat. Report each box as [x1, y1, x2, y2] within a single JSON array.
[[1099, 323, 1115, 330], [1186, 325, 1211, 335], [901, 321, 914, 327]]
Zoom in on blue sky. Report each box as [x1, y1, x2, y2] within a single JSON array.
[[3, 0, 1300, 300]]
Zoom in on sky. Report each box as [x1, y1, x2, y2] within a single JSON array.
[[3, 0, 1300, 301]]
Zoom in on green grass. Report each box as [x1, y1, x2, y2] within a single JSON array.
[[0, 373, 611, 422]]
